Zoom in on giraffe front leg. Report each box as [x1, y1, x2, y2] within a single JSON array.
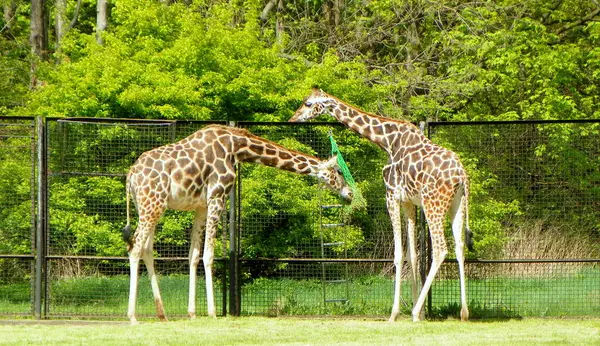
[[387, 190, 404, 322], [127, 253, 140, 325], [203, 195, 225, 319], [188, 207, 207, 319]]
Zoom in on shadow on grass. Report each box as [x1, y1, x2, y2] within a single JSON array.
[[428, 302, 522, 322]]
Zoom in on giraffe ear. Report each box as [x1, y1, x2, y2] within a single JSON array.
[[311, 86, 325, 96], [321, 155, 339, 169]]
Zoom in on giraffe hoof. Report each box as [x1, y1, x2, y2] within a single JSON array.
[[461, 308, 469, 322], [388, 313, 398, 323], [412, 313, 423, 322], [188, 313, 196, 320]]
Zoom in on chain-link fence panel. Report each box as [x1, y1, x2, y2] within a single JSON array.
[[237, 123, 397, 316], [429, 120, 600, 318], [0, 117, 36, 316], [44, 119, 227, 318], [3, 118, 598, 320]]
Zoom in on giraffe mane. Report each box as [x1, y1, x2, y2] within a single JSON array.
[[323, 92, 419, 130], [203, 125, 323, 162]]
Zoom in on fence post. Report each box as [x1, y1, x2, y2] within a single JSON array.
[[228, 121, 240, 316], [419, 121, 432, 318], [34, 116, 47, 320]]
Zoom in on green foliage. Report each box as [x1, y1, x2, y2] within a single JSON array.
[[0, 136, 34, 254], [1, 0, 599, 275], [49, 177, 125, 256]]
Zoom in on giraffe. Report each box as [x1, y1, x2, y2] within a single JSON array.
[[122, 124, 353, 324], [289, 88, 473, 322]]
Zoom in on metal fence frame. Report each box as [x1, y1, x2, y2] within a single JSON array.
[[0, 116, 598, 320]]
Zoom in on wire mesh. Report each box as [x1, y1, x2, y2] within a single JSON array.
[[239, 260, 401, 317], [429, 121, 599, 259], [44, 119, 228, 318], [45, 257, 227, 319], [429, 121, 600, 319], [236, 123, 395, 316], [1, 118, 598, 319], [0, 117, 36, 316], [433, 260, 600, 319]]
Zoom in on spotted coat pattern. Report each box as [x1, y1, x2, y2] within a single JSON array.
[[123, 124, 352, 324], [289, 88, 473, 322]]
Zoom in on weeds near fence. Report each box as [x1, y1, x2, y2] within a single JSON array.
[[2, 269, 598, 319]]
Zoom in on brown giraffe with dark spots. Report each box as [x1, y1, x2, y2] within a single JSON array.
[[289, 88, 473, 322], [122, 124, 353, 324]]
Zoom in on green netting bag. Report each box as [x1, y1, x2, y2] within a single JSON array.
[[329, 132, 367, 210]]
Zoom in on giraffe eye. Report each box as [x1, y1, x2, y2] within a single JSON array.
[[336, 168, 343, 175], [305, 102, 312, 107]]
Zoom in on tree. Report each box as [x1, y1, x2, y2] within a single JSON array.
[[96, 0, 107, 44], [30, 0, 47, 87]]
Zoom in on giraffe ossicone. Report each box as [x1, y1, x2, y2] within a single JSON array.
[[123, 124, 353, 324], [290, 88, 473, 322]]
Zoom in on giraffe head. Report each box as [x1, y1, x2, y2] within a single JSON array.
[[318, 155, 353, 203], [289, 87, 336, 122]]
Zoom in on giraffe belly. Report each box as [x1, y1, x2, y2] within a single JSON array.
[[409, 193, 423, 207], [167, 187, 207, 211]]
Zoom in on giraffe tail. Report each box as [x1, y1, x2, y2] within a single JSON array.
[[122, 173, 133, 250], [463, 180, 474, 252]]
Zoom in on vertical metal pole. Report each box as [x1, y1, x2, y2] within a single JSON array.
[[227, 184, 238, 315], [35, 116, 47, 320], [418, 121, 432, 318], [228, 121, 240, 316]]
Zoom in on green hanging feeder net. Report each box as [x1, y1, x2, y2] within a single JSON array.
[[329, 131, 367, 210]]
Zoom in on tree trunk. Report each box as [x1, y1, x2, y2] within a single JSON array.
[[402, 5, 422, 117], [96, 0, 108, 45], [30, 0, 47, 88], [55, 0, 66, 58], [30, 0, 46, 58], [275, 0, 284, 45], [3, 1, 16, 33]]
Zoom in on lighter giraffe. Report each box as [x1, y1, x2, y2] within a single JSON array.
[[122, 124, 353, 324], [289, 88, 473, 322]]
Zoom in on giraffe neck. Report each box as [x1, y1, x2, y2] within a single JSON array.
[[326, 97, 429, 154], [228, 129, 322, 176]]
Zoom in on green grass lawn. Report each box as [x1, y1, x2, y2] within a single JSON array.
[[0, 317, 598, 345]]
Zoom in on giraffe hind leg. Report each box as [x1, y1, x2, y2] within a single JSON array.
[[188, 206, 207, 319], [412, 199, 450, 322], [142, 234, 168, 322], [450, 193, 469, 321], [403, 202, 423, 321], [203, 194, 226, 318]]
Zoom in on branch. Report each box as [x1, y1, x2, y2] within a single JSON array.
[[0, 12, 16, 34], [555, 6, 600, 35], [67, 0, 83, 33], [277, 52, 313, 67], [541, 0, 564, 24], [260, 0, 276, 22]]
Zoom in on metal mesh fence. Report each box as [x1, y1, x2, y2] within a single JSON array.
[[429, 120, 600, 318], [434, 260, 600, 318], [0, 117, 598, 320], [44, 118, 227, 318], [236, 123, 393, 316], [0, 117, 36, 316]]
